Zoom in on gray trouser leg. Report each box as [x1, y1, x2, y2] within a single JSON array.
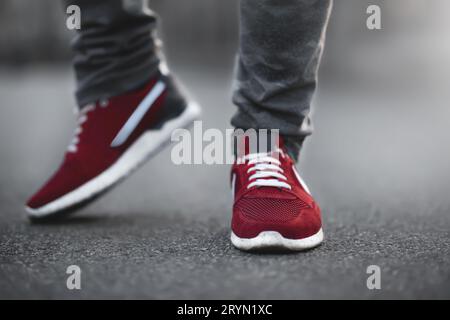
[[64, 0, 161, 107], [232, 0, 332, 160]]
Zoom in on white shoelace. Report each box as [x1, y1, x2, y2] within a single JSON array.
[[244, 151, 291, 190], [67, 101, 108, 153]]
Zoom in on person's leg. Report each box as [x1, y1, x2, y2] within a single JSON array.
[[232, 0, 332, 160], [230, 0, 332, 251], [26, 0, 200, 218], [64, 0, 162, 107]]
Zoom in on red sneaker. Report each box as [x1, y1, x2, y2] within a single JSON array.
[[230, 147, 323, 251], [26, 74, 200, 218]]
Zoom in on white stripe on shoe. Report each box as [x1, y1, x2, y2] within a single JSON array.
[[110, 81, 166, 147], [292, 165, 311, 195]]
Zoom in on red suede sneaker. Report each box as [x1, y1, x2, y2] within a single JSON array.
[[230, 147, 323, 251], [26, 74, 200, 218]]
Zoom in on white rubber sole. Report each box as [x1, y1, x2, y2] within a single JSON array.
[[26, 101, 201, 218], [231, 228, 324, 251]]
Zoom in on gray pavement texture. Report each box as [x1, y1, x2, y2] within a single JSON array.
[[1, 35, 450, 298]]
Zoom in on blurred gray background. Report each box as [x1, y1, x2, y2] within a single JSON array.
[[0, 0, 449, 299]]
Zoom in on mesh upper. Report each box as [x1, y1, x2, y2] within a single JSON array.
[[235, 197, 309, 223]]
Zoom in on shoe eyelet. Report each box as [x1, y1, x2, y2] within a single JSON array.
[[99, 99, 109, 108]]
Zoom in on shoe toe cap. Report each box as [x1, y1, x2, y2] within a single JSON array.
[[232, 200, 322, 240], [26, 161, 86, 210]]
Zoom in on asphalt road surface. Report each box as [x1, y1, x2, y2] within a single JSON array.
[[0, 56, 449, 299]]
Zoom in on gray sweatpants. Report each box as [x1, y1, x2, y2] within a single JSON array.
[[65, 0, 332, 158]]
